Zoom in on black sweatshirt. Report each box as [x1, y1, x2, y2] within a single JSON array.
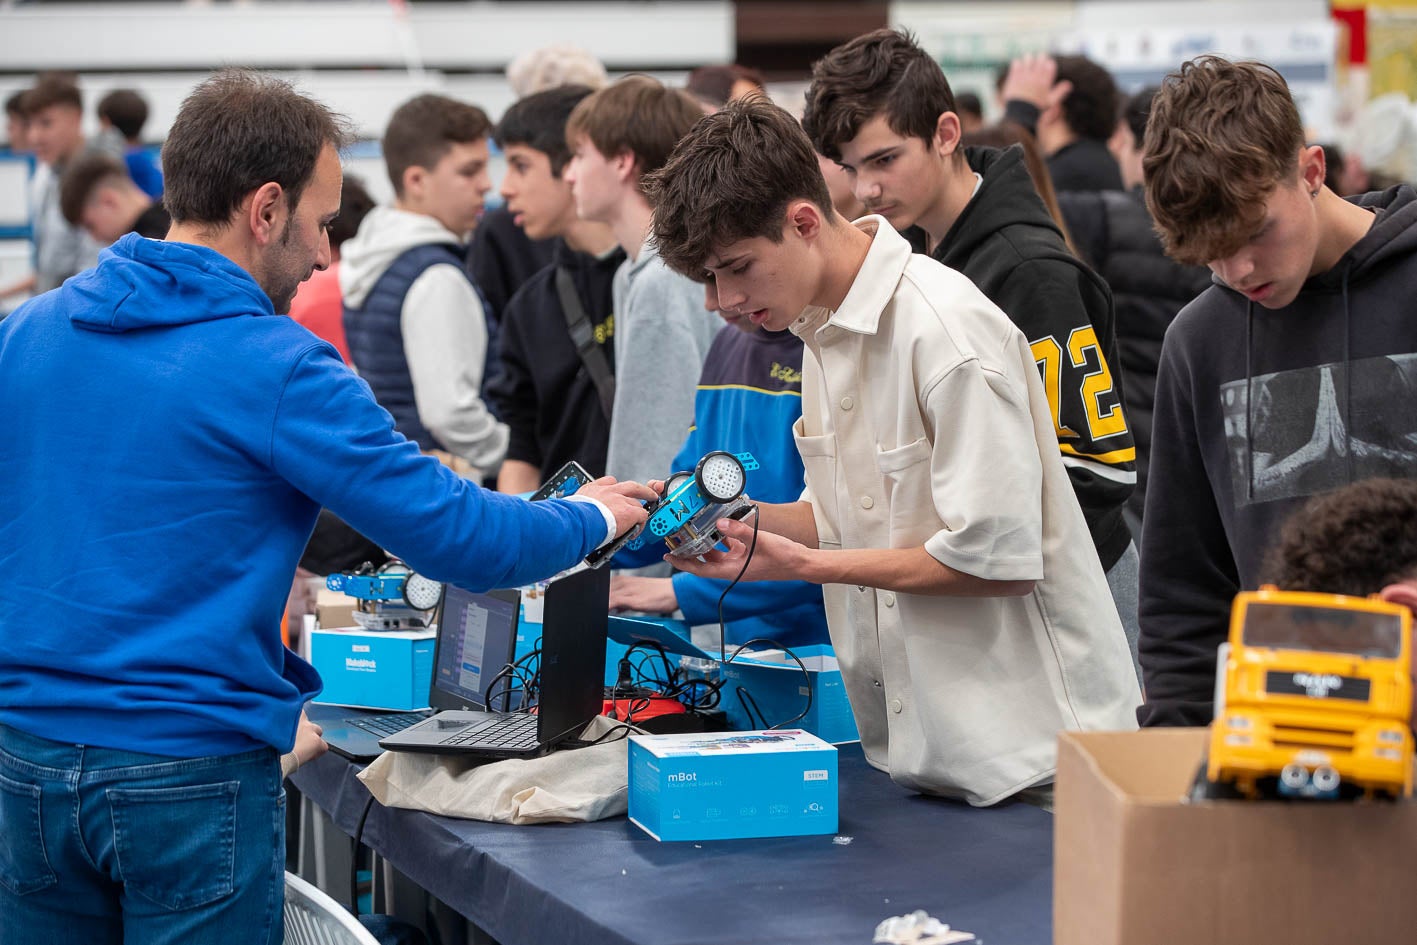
[[934, 145, 1136, 571], [488, 238, 625, 479], [1138, 185, 1417, 726]]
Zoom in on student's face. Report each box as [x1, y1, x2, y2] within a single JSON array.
[[703, 278, 756, 334], [81, 187, 137, 244], [835, 114, 952, 234], [499, 144, 576, 241], [5, 113, 28, 153], [564, 137, 623, 224], [413, 139, 491, 236], [260, 143, 341, 315], [28, 104, 83, 167], [1207, 176, 1321, 310], [702, 214, 818, 333]]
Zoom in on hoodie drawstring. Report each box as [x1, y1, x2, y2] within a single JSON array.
[[1245, 300, 1255, 503], [1342, 269, 1353, 484]]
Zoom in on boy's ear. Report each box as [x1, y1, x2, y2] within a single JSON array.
[[933, 111, 963, 159], [401, 164, 427, 202], [1298, 144, 1326, 196], [788, 199, 825, 242], [613, 149, 638, 185]]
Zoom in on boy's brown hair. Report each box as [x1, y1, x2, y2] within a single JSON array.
[[59, 150, 131, 225], [25, 75, 83, 114], [643, 97, 834, 280], [801, 28, 958, 163], [564, 75, 703, 189], [1143, 56, 1305, 266], [382, 94, 491, 197], [1264, 478, 1417, 598]]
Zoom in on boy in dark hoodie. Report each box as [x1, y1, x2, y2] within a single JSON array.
[[487, 84, 625, 493], [801, 29, 1141, 676], [1136, 56, 1417, 727], [0, 70, 652, 942]]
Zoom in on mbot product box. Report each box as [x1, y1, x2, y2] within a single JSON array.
[[1054, 729, 1417, 945], [628, 729, 838, 841], [309, 626, 435, 711], [720, 645, 859, 744]]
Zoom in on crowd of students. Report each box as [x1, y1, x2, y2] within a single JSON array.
[[3, 31, 1417, 943]]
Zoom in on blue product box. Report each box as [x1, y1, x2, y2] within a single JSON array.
[[719, 645, 859, 744], [629, 729, 838, 841], [309, 627, 435, 710]]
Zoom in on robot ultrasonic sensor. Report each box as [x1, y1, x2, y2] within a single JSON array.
[[584, 451, 759, 568]]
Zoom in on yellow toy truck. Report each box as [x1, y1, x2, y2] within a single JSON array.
[[1207, 586, 1414, 800]]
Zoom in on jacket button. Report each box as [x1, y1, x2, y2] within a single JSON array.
[[889, 699, 903, 714], [840, 395, 854, 410], [860, 496, 874, 509], [883, 593, 896, 608]]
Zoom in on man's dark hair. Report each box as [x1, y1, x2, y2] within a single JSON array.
[[1121, 85, 1159, 145], [494, 85, 595, 177], [97, 89, 149, 141], [382, 94, 491, 197], [643, 97, 834, 280], [161, 70, 350, 228], [955, 91, 983, 122], [686, 64, 766, 108], [1264, 479, 1417, 597], [1053, 55, 1119, 143], [330, 174, 375, 251], [5, 90, 28, 120], [25, 75, 82, 114], [802, 28, 958, 163], [59, 150, 131, 225]]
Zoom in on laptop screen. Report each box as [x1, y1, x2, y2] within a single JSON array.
[[433, 586, 520, 709]]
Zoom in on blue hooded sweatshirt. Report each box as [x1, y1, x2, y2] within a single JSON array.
[[0, 235, 607, 758]]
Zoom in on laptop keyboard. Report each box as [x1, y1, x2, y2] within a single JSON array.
[[348, 712, 428, 737], [442, 713, 540, 750]]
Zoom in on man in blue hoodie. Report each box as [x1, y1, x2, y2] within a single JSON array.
[[0, 70, 652, 945]]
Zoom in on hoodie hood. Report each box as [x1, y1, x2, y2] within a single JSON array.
[[1308, 184, 1417, 290], [935, 145, 1063, 270], [65, 232, 273, 333], [340, 205, 465, 308]]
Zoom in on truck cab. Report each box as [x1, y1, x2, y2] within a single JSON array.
[[1208, 586, 1413, 800]]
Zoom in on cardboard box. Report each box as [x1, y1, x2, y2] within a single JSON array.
[[719, 645, 859, 744], [309, 626, 435, 710], [1055, 729, 1417, 945], [314, 588, 357, 631], [628, 729, 838, 841]]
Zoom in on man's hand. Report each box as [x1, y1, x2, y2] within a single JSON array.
[[282, 710, 328, 777], [1001, 53, 1070, 112], [609, 575, 679, 614], [577, 476, 658, 536], [671, 515, 813, 584]]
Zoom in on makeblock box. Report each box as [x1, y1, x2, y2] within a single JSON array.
[[309, 626, 435, 711], [628, 729, 838, 841], [1055, 729, 1417, 945], [719, 645, 859, 744]]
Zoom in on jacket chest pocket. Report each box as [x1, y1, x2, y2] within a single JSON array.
[[793, 422, 841, 547], [875, 437, 939, 547]]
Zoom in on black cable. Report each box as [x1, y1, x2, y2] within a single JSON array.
[[714, 505, 761, 662], [725, 637, 814, 729], [350, 793, 376, 918]]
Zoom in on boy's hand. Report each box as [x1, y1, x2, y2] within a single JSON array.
[[671, 516, 812, 584], [609, 576, 678, 614], [1002, 53, 1070, 112]]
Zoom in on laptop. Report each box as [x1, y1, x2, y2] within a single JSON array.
[[318, 585, 523, 761], [378, 565, 610, 759]]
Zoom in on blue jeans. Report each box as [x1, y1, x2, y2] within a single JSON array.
[[0, 724, 286, 945]]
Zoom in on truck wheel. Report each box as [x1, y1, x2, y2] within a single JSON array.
[[1279, 764, 1310, 792], [1311, 766, 1340, 793]]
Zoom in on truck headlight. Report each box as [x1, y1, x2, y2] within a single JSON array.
[[1378, 730, 1405, 744], [1226, 715, 1251, 730]]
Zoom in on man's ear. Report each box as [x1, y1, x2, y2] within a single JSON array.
[[245, 181, 285, 247], [788, 199, 825, 243], [933, 111, 962, 159]]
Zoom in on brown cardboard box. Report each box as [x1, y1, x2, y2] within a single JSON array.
[[315, 587, 357, 631], [1055, 728, 1417, 945]]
